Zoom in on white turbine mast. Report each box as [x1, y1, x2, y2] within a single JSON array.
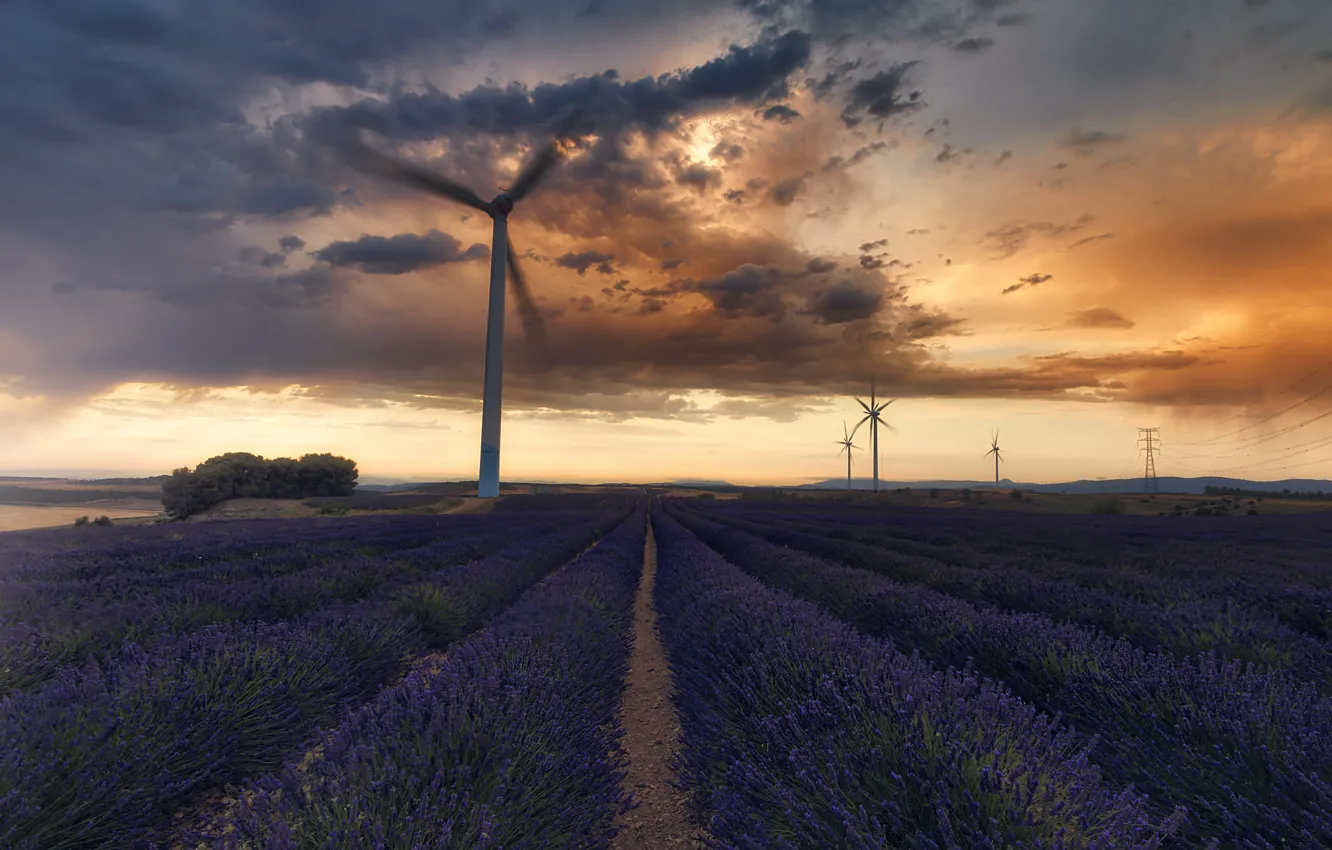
[[341, 112, 582, 498], [851, 380, 897, 493], [837, 420, 859, 491]]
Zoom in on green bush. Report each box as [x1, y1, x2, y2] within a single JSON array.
[[162, 452, 358, 519]]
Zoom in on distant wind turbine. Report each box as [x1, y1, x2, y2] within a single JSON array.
[[986, 430, 1003, 488], [837, 421, 859, 490], [852, 382, 897, 492]]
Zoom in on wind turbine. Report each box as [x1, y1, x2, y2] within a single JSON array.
[[986, 430, 1003, 489], [340, 118, 578, 498], [837, 421, 859, 490], [851, 382, 896, 492]]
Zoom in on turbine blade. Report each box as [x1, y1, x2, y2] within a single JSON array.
[[508, 140, 562, 203], [343, 140, 492, 212], [883, 421, 898, 435], [506, 241, 548, 342]]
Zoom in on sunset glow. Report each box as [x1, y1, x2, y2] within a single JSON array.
[[2, 0, 1331, 485]]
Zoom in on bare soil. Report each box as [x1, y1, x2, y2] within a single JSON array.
[[612, 523, 708, 849]]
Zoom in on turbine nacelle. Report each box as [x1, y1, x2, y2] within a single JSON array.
[[491, 193, 516, 217]]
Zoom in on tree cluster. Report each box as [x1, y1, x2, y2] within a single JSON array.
[[161, 452, 358, 519]]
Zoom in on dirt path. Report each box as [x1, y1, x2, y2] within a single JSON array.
[[612, 522, 707, 849]]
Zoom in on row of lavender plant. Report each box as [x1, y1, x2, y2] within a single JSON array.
[[0, 510, 566, 585], [692, 505, 1332, 685], [669, 503, 1332, 846], [716, 503, 1332, 642], [0, 509, 631, 849], [717, 502, 1331, 589], [0, 512, 569, 620], [200, 503, 648, 849], [0, 516, 574, 696], [650, 502, 1182, 848]]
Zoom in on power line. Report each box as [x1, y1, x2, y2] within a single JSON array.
[[1233, 408, 1332, 450], [1174, 431, 1332, 461], [1189, 358, 1332, 433], [1172, 366, 1332, 447], [1189, 434, 1332, 476]]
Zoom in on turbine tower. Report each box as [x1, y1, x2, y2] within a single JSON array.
[[341, 117, 579, 498], [852, 381, 896, 492], [837, 421, 859, 490], [985, 430, 1003, 488]]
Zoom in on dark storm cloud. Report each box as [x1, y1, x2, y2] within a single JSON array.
[[674, 162, 724, 193], [312, 230, 490, 275], [52, 263, 349, 309], [318, 29, 814, 145], [737, 0, 1028, 45], [240, 246, 288, 268], [761, 104, 804, 123], [694, 264, 788, 319], [1069, 232, 1117, 250], [822, 141, 891, 171], [1000, 272, 1051, 295], [952, 37, 995, 52], [709, 140, 747, 161], [1058, 128, 1128, 154], [892, 305, 966, 340], [986, 215, 1095, 257], [840, 64, 924, 127], [768, 176, 807, 205], [1067, 307, 1135, 329], [996, 12, 1031, 26], [9, 0, 1258, 422], [803, 280, 884, 324], [555, 251, 618, 275]]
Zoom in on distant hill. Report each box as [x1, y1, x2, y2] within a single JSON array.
[[795, 476, 1332, 495]]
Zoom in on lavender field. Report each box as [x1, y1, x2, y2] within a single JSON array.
[[1, 494, 1327, 848]]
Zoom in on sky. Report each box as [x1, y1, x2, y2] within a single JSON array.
[[2, 0, 1332, 486]]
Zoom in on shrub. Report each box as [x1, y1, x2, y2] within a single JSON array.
[[73, 516, 90, 527], [1009, 489, 1023, 500]]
